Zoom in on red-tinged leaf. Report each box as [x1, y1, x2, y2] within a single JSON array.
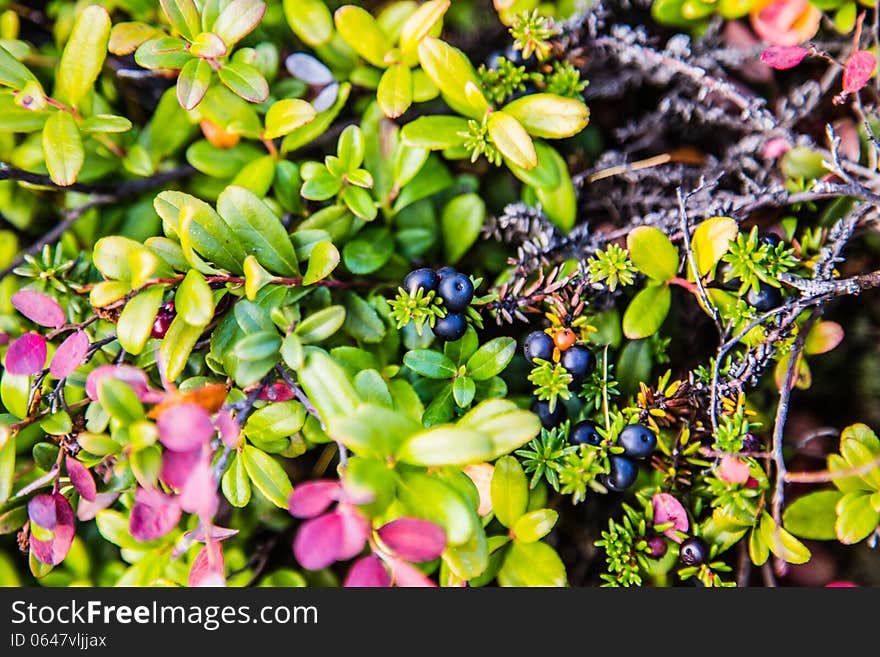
[[718, 455, 751, 484], [287, 480, 341, 518], [28, 493, 58, 530], [760, 45, 808, 70], [188, 541, 225, 587], [0, 333, 8, 346], [65, 455, 97, 502], [179, 459, 218, 520], [344, 554, 390, 587], [336, 505, 370, 561], [388, 556, 437, 587], [85, 365, 152, 401], [129, 487, 181, 541], [259, 382, 296, 401], [463, 463, 494, 516], [805, 321, 844, 355], [377, 517, 446, 562], [29, 493, 75, 566], [76, 492, 118, 522], [293, 511, 343, 570], [50, 330, 89, 379], [763, 138, 791, 159], [4, 333, 47, 375], [186, 523, 239, 543], [216, 411, 242, 448], [161, 446, 203, 488], [652, 492, 689, 542], [11, 290, 66, 328], [157, 402, 215, 451], [843, 51, 876, 94]]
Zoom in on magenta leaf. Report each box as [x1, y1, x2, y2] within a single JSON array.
[[50, 330, 89, 379], [186, 523, 239, 543], [76, 492, 119, 522], [293, 512, 343, 570], [65, 455, 97, 502], [652, 493, 690, 542], [157, 402, 215, 452], [129, 487, 182, 541], [344, 554, 391, 587], [188, 541, 226, 587], [29, 493, 75, 566], [718, 455, 751, 484], [179, 459, 219, 521], [377, 517, 446, 562], [288, 480, 341, 518], [259, 382, 296, 402], [843, 50, 876, 94], [161, 447, 203, 489], [0, 333, 8, 346], [11, 290, 66, 328], [336, 506, 370, 561], [763, 138, 791, 159], [4, 333, 47, 376], [85, 365, 151, 401], [28, 493, 58, 530], [388, 557, 437, 587], [216, 411, 241, 448], [760, 45, 808, 70]]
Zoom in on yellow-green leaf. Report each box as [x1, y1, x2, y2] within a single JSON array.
[[377, 63, 412, 119], [627, 226, 679, 281], [398, 427, 495, 467], [418, 37, 488, 119], [160, 0, 201, 40], [334, 5, 393, 68], [159, 315, 202, 381], [241, 444, 293, 508], [502, 93, 590, 139], [759, 512, 811, 564], [117, 286, 165, 355], [836, 492, 880, 544], [303, 240, 340, 285], [498, 540, 567, 587], [0, 43, 38, 89], [177, 57, 212, 110], [692, 216, 737, 277], [264, 98, 316, 139], [175, 269, 214, 327], [55, 4, 111, 107], [399, 0, 449, 64], [212, 0, 266, 47], [622, 283, 671, 339], [109, 22, 161, 56], [42, 110, 83, 186], [282, 0, 334, 47], [487, 110, 536, 170], [513, 509, 558, 543], [490, 455, 528, 529]]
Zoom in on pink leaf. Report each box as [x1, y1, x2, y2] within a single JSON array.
[[129, 487, 181, 541], [760, 45, 808, 70], [377, 517, 446, 562], [751, 0, 820, 47], [718, 455, 751, 484], [157, 403, 215, 452], [388, 557, 437, 587], [29, 493, 75, 566], [49, 330, 89, 379], [344, 554, 391, 587], [188, 541, 226, 587], [652, 493, 689, 542], [259, 382, 296, 402], [216, 411, 241, 448], [179, 459, 218, 521], [161, 447, 203, 489], [293, 512, 343, 570], [11, 290, 65, 328], [763, 138, 791, 159], [288, 480, 341, 519], [28, 493, 58, 529], [0, 333, 8, 346], [85, 365, 151, 401], [336, 505, 370, 561], [76, 492, 118, 522], [185, 523, 239, 543], [65, 455, 97, 502], [843, 51, 876, 94], [4, 333, 47, 375]]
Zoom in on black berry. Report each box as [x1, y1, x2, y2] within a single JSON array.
[[679, 537, 709, 567], [561, 344, 596, 384], [618, 423, 657, 459], [604, 456, 638, 492], [646, 535, 668, 560], [523, 331, 554, 364], [436, 266, 457, 279], [570, 420, 602, 447], [433, 312, 467, 342], [403, 268, 438, 295], [747, 282, 783, 312], [715, 261, 741, 292], [151, 302, 175, 338], [531, 399, 566, 429], [758, 232, 782, 249], [741, 432, 761, 452], [437, 272, 474, 312]]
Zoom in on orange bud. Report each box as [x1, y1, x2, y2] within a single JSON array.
[[200, 119, 240, 149]]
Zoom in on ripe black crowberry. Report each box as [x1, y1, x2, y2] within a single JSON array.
[[679, 537, 709, 567], [151, 302, 175, 338], [403, 268, 438, 295], [531, 399, 566, 429], [618, 423, 657, 459], [604, 456, 638, 492], [758, 232, 782, 249], [747, 282, 783, 312], [561, 344, 596, 384], [524, 331, 554, 364], [433, 312, 467, 342], [436, 266, 457, 280], [570, 420, 602, 447], [437, 272, 474, 312]]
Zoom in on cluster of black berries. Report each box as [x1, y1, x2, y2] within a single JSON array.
[[567, 418, 658, 492], [404, 266, 474, 341], [644, 534, 709, 567]]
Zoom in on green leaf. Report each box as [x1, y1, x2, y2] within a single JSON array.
[[218, 61, 269, 102], [160, 0, 202, 40], [487, 110, 537, 170], [748, 526, 769, 566], [404, 350, 456, 379], [282, 83, 351, 154], [502, 93, 590, 139], [377, 63, 412, 119], [0, 505, 27, 534], [397, 471, 477, 546], [283, 0, 334, 47], [622, 283, 671, 340], [693, 216, 738, 277], [331, 404, 419, 458], [354, 370, 392, 408], [241, 444, 293, 508], [235, 331, 282, 361], [117, 285, 165, 355], [458, 400, 541, 458], [342, 292, 386, 343], [828, 453, 869, 493], [442, 193, 484, 264], [452, 376, 475, 408], [301, 167, 343, 201], [295, 305, 346, 343], [78, 114, 133, 133], [393, 154, 453, 213], [498, 540, 567, 587], [836, 491, 880, 544], [627, 226, 679, 281], [55, 5, 110, 107], [245, 400, 306, 446], [302, 240, 340, 285], [42, 110, 83, 187], [188, 31, 226, 58], [400, 115, 469, 151], [264, 98, 316, 140], [175, 269, 214, 326], [341, 185, 377, 221], [0, 437, 14, 503], [513, 509, 558, 543], [334, 5, 392, 68], [399, 0, 449, 62], [417, 37, 488, 119], [159, 315, 203, 381], [342, 228, 393, 274], [134, 37, 191, 70], [0, 44, 38, 90], [176, 57, 212, 110], [531, 143, 576, 233], [466, 337, 516, 381], [398, 427, 495, 466], [217, 185, 299, 275], [444, 325, 479, 366], [759, 512, 811, 565], [97, 378, 145, 425], [296, 350, 361, 426], [491, 456, 528, 529], [212, 0, 266, 47], [783, 490, 842, 540], [840, 423, 880, 453], [222, 451, 251, 507], [841, 438, 880, 488]]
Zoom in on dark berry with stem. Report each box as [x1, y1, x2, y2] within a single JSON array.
[[618, 424, 657, 459], [433, 312, 467, 342], [561, 344, 596, 384], [747, 282, 783, 312], [151, 302, 175, 338], [531, 399, 566, 429], [437, 272, 474, 312], [604, 456, 638, 492], [404, 268, 438, 295], [679, 537, 709, 566], [570, 420, 602, 446], [524, 330, 554, 364]]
